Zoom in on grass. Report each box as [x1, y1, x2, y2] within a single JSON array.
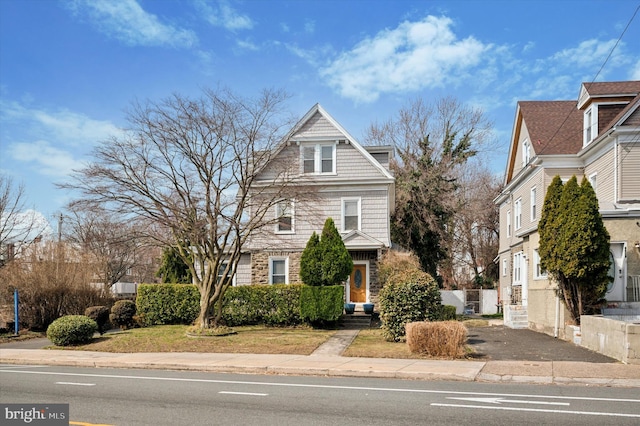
[[0, 330, 46, 343], [57, 325, 336, 355]]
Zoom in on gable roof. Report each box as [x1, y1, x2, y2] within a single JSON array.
[[284, 104, 394, 180], [341, 230, 386, 250]]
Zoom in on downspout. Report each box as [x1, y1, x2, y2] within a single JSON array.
[[554, 293, 560, 338]]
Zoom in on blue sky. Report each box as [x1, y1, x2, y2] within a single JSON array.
[[1, 0, 639, 228]]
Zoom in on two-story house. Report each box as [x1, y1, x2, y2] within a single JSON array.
[[495, 80, 640, 338], [234, 104, 395, 307]]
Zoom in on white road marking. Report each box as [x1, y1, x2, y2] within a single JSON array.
[[56, 382, 96, 386], [448, 397, 569, 406], [219, 391, 268, 396], [432, 403, 640, 418], [2, 369, 640, 404]]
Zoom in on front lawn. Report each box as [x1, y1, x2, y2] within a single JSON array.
[[58, 325, 336, 355]]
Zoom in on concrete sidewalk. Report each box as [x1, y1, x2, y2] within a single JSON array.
[[2, 340, 639, 387]]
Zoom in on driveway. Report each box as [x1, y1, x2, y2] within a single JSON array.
[[466, 325, 616, 363]]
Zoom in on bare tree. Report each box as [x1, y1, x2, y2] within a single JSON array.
[[63, 205, 152, 290], [62, 88, 307, 329], [445, 165, 501, 288], [365, 97, 493, 280], [0, 175, 48, 268]]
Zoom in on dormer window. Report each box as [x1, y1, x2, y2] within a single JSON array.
[[522, 139, 531, 166], [301, 144, 336, 174], [584, 106, 597, 146]]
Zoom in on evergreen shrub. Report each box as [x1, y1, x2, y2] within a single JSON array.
[[84, 306, 110, 334], [109, 300, 137, 329], [46, 315, 98, 346], [439, 305, 457, 321], [136, 284, 199, 326], [299, 285, 344, 324]]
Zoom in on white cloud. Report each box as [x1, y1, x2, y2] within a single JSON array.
[[319, 15, 488, 103], [9, 140, 82, 178], [1, 100, 120, 147], [65, 0, 197, 47], [549, 39, 619, 71], [1, 100, 120, 178], [196, 0, 254, 31]]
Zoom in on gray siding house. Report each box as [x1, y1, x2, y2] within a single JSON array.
[[236, 104, 395, 306], [495, 80, 640, 338]]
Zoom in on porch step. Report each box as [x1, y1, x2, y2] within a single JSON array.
[[340, 313, 372, 329], [504, 305, 528, 329]]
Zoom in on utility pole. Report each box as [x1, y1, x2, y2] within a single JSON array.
[[56, 213, 63, 281]]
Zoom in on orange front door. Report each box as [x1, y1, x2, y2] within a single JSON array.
[[349, 264, 367, 303]]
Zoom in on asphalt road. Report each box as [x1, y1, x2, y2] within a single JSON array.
[[1, 365, 639, 425]]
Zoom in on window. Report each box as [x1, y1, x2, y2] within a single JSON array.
[[513, 252, 523, 285], [269, 257, 288, 284], [514, 198, 522, 230], [506, 210, 511, 237], [584, 106, 597, 146], [217, 261, 234, 285], [522, 139, 531, 166], [530, 187, 537, 221], [502, 258, 508, 276], [533, 249, 546, 279], [342, 198, 361, 232], [301, 144, 335, 174], [276, 200, 294, 233], [303, 147, 315, 173], [589, 172, 597, 192]]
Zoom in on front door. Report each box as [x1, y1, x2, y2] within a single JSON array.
[[349, 264, 367, 303]]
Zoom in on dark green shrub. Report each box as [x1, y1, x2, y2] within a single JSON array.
[[379, 269, 442, 342], [300, 218, 353, 286], [299, 285, 344, 324], [110, 300, 137, 329], [84, 306, 110, 334], [46, 315, 98, 346], [222, 284, 303, 326], [439, 305, 457, 321], [136, 284, 200, 326]]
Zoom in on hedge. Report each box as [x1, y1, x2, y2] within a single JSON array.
[[136, 283, 304, 327], [299, 285, 344, 323], [46, 315, 98, 346]]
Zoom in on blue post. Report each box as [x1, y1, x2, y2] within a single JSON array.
[[14, 289, 19, 336]]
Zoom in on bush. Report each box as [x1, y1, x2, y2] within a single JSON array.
[[439, 305, 457, 321], [222, 284, 303, 326], [406, 321, 467, 358], [299, 285, 344, 324], [377, 250, 422, 286], [136, 284, 199, 326], [46, 315, 98, 346], [379, 269, 442, 342], [110, 300, 137, 329], [84, 306, 110, 334]]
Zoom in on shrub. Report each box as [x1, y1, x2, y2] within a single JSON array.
[[84, 306, 111, 334], [300, 218, 353, 286], [299, 285, 344, 324], [46, 315, 98, 346], [110, 300, 137, 329], [406, 321, 467, 358], [379, 269, 442, 342], [439, 305, 457, 321], [377, 250, 422, 286], [222, 284, 303, 326], [136, 284, 200, 326]]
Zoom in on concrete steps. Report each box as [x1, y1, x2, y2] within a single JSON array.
[[505, 305, 528, 329], [340, 313, 372, 329]]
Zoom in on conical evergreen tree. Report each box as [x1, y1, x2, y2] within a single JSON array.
[[319, 218, 354, 286], [300, 232, 322, 286], [538, 175, 563, 275]]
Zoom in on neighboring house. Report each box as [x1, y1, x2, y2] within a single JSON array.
[[495, 80, 640, 338], [236, 104, 395, 307]]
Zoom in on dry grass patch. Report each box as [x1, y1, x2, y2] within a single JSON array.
[[59, 325, 335, 355], [0, 330, 46, 344], [343, 328, 425, 359], [406, 321, 467, 358]]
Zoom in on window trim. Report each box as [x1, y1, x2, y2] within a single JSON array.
[[513, 252, 523, 285], [522, 139, 531, 166], [514, 198, 522, 230], [275, 199, 295, 234], [533, 249, 547, 280], [301, 143, 336, 175], [506, 210, 512, 237], [269, 256, 288, 284], [588, 172, 597, 193], [341, 197, 361, 232], [502, 258, 508, 277], [583, 105, 597, 146], [530, 187, 537, 222]]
